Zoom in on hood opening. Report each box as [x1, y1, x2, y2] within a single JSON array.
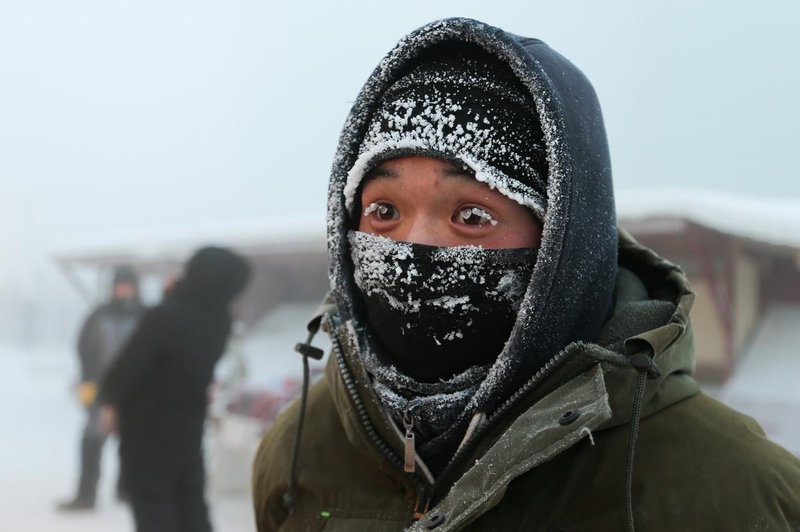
[[326, 18, 618, 477]]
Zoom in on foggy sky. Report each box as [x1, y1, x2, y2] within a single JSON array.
[[2, 0, 799, 275]]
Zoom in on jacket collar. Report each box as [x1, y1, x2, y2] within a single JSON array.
[[319, 229, 700, 517]]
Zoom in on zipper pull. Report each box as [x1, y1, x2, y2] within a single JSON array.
[[402, 409, 416, 473], [412, 488, 431, 520]]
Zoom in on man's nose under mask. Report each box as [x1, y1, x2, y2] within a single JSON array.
[[348, 231, 538, 382]]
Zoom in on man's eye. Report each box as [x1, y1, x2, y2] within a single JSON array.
[[364, 202, 397, 221], [457, 207, 497, 226]]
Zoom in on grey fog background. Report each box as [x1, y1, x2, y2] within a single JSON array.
[[1, 0, 799, 345]]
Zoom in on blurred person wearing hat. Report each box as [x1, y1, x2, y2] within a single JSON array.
[[98, 247, 250, 532], [59, 265, 144, 511]]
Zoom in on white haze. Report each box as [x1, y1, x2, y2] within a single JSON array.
[[1, 0, 799, 344]]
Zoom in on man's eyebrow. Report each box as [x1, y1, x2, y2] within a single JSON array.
[[364, 160, 475, 182], [443, 163, 475, 179], [364, 165, 399, 180]]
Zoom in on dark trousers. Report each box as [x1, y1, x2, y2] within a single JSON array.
[[75, 405, 125, 502], [124, 449, 212, 532]]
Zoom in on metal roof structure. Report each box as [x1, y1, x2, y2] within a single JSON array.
[[617, 188, 800, 250]]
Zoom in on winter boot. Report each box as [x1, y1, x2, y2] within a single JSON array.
[[56, 496, 95, 511]]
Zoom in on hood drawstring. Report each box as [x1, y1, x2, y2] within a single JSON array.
[[283, 320, 325, 511], [625, 352, 662, 532]]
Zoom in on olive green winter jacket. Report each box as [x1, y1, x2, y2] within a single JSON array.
[[253, 231, 800, 531]]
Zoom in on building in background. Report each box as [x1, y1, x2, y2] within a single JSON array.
[[52, 216, 329, 331], [618, 189, 800, 383], [618, 189, 800, 454]]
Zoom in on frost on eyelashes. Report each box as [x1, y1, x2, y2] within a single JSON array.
[[363, 202, 395, 218], [460, 206, 498, 226]]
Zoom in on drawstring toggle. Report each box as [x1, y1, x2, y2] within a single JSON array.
[[629, 353, 661, 379], [295, 342, 324, 360]]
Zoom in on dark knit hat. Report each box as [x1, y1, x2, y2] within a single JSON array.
[[112, 265, 138, 287], [344, 46, 548, 220]]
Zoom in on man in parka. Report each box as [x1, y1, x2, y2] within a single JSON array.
[[59, 265, 144, 511], [99, 246, 250, 532], [252, 18, 800, 531]]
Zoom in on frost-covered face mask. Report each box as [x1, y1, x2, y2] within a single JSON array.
[[349, 231, 537, 382]]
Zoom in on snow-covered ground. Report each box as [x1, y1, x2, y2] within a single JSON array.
[[0, 344, 255, 532]]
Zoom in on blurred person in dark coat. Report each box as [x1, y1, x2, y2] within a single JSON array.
[[59, 265, 144, 511], [98, 247, 250, 532]]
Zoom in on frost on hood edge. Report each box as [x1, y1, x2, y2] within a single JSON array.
[[327, 17, 617, 423]]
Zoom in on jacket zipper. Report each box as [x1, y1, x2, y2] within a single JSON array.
[[430, 346, 578, 496], [330, 330, 406, 470], [330, 327, 436, 519], [327, 317, 433, 491], [402, 407, 417, 473]]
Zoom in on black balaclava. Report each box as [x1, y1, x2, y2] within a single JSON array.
[[328, 19, 618, 475], [350, 232, 538, 382]]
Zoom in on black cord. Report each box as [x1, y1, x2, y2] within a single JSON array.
[[625, 370, 647, 532], [283, 328, 321, 511], [625, 353, 661, 532]]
